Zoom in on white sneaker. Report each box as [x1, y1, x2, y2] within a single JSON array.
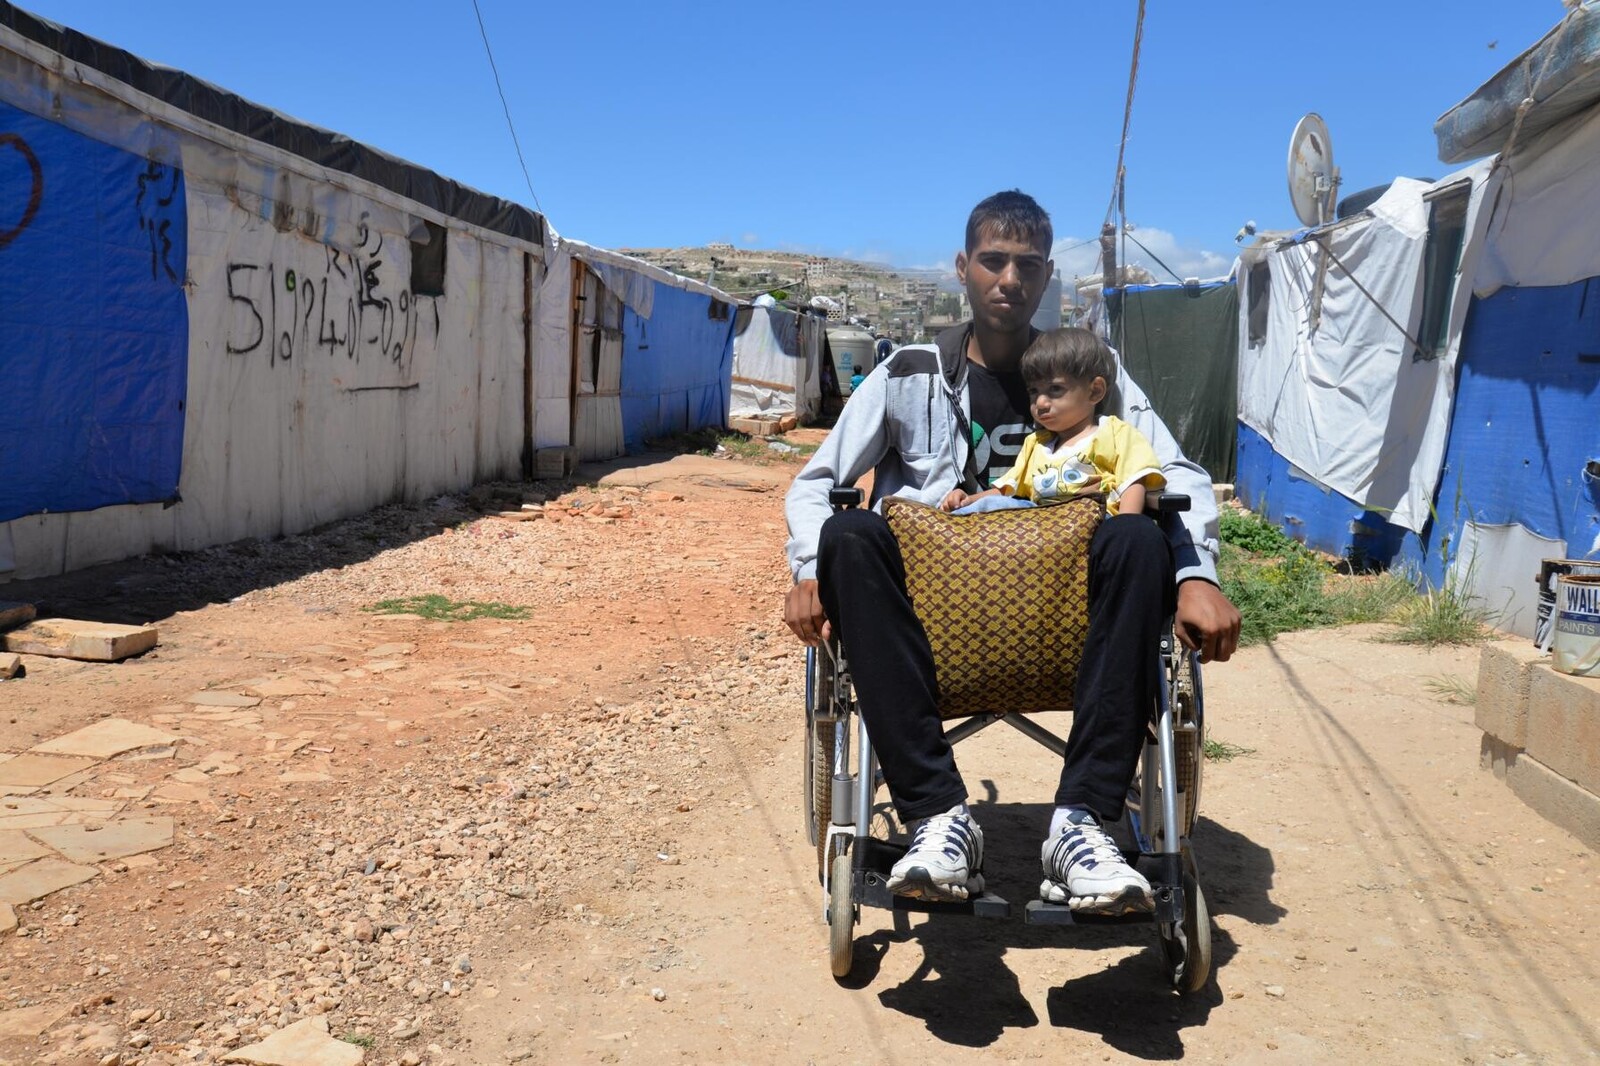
[[886, 806, 984, 902], [1040, 809, 1153, 914]]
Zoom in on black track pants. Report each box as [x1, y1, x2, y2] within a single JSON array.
[[816, 509, 1175, 824]]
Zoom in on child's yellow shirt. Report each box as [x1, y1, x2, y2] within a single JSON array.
[[993, 416, 1164, 515]]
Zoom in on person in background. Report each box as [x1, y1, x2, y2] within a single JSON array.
[[849, 366, 866, 393]]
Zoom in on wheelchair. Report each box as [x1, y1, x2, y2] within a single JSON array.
[[803, 487, 1212, 991]]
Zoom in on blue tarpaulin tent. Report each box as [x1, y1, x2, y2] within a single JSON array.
[[620, 284, 734, 453], [0, 99, 188, 523]]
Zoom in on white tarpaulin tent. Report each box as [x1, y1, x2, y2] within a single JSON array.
[[1235, 164, 1494, 533], [729, 295, 823, 422]]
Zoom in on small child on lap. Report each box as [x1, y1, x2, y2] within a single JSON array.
[[941, 327, 1164, 517]]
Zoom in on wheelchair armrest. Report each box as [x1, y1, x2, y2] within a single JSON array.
[[829, 487, 865, 511], [1144, 490, 1190, 515]]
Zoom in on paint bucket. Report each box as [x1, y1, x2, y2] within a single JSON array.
[[1551, 573, 1600, 676], [1535, 559, 1600, 650]]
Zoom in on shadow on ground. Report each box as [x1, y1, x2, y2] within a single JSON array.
[[0, 482, 546, 625], [842, 794, 1277, 1055]]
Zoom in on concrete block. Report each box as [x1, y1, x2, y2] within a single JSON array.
[[1213, 483, 1235, 504], [729, 416, 782, 437], [1526, 665, 1600, 796], [1474, 639, 1547, 749], [1505, 750, 1600, 854], [0, 619, 158, 661], [534, 447, 579, 479]]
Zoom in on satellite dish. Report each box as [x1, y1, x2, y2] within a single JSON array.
[[1287, 113, 1339, 227]]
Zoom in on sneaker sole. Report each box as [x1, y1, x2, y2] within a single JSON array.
[[1039, 879, 1154, 915], [887, 867, 985, 902]]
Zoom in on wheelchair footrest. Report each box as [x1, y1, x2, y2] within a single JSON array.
[[860, 875, 1012, 918], [1024, 886, 1183, 926]]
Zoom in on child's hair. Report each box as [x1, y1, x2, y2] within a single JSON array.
[[1020, 327, 1116, 387]]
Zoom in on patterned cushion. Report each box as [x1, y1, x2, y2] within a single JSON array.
[[884, 495, 1103, 719]]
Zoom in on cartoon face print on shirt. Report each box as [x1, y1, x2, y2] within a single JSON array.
[[1032, 456, 1098, 501]]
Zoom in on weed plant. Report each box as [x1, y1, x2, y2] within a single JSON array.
[[365, 594, 530, 621]]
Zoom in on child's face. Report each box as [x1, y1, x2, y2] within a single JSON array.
[[1027, 374, 1106, 434]]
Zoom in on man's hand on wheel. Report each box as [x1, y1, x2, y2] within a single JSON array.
[[784, 579, 832, 646], [1175, 579, 1241, 663]]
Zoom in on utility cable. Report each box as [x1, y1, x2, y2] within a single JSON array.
[[1122, 230, 1184, 285], [470, 0, 545, 216], [1314, 234, 1429, 356]]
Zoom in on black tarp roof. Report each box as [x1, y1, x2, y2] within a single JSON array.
[[0, 1, 546, 247]]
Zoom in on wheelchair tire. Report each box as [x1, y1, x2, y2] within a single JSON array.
[[1173, 648, 1203, 837], [828, 850, 855, 978], [1159, 847, 1212, 993], [807, 718, 834, 880]]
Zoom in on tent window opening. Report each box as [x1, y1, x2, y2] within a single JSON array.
[[708, 299, 730, 321], [1415, 183, 1471, 361], [1246, 261, 1271, 349], [410, 220, 447, 297]]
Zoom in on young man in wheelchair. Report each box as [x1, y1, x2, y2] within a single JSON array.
[[782, 190, 1241, 915]]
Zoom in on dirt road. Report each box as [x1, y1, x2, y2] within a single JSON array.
[[0, 448, 1596, 1066]]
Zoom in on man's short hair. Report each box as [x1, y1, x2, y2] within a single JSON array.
[[1021, 327, 1116, 387], [965, 190, 1053, 254]]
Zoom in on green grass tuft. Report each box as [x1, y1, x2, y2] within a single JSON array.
[[364, 594, 530, 621], [1385, 582, 1493, 646], [1203, 738, 1255, 762], [341, 1032, 376, 1048]]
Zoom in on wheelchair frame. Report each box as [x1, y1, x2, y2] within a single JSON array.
[[803, 491, 1212, 991]]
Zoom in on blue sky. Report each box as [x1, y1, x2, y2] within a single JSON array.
[[19, 1, 1569, 279]]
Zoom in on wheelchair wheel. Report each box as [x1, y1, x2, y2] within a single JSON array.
[[1172, 648, 1203, 836], [828, 850, 855, 978], [1159, 845, 1211, 993], [807, 718, 834, 879]]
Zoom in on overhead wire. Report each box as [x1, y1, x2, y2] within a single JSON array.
[[469, 0, 545, 216], [1122, 229, 1184, 285]]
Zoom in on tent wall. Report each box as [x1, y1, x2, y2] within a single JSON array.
[[729, 300, 821, 421], [1113, 281, 1238, 483], [619, 284, 734, 453], [0, 23, 544, 579]]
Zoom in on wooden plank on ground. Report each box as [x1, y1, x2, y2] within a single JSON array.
[[0, 619, 159, 662], [0, 602, 35, 632]]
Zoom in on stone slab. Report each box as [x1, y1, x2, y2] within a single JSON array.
[[187, 691, 263, 708], [0, 753, 99, 789], [223, 1015, 365, 1065], [0, 1000, 66, 1038], [243, 678, 326, 698], [1505, 748, 1600, 853], [31, 719, 181, 760], [0, 856, 98, 904], [1526, 665, 1600, 796], [1475, 639, 1548, 750], [0, 601, 35, 631], [0, 829, 52, 868], [27, 817, 174, 863], [0, 901, 14, 935], [366, 642, 416, 657], [0, 653, 19, 680], [0, 619, 157, 661]]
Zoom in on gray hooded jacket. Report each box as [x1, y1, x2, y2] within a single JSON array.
[[784, 323, 1221, 586]]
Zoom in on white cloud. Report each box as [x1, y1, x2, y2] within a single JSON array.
[[741, 232, 759, 245], [1051, 227, 1232, 285]]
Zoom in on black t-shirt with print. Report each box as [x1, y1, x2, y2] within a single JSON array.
[[965, 360, 1033, 489]]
